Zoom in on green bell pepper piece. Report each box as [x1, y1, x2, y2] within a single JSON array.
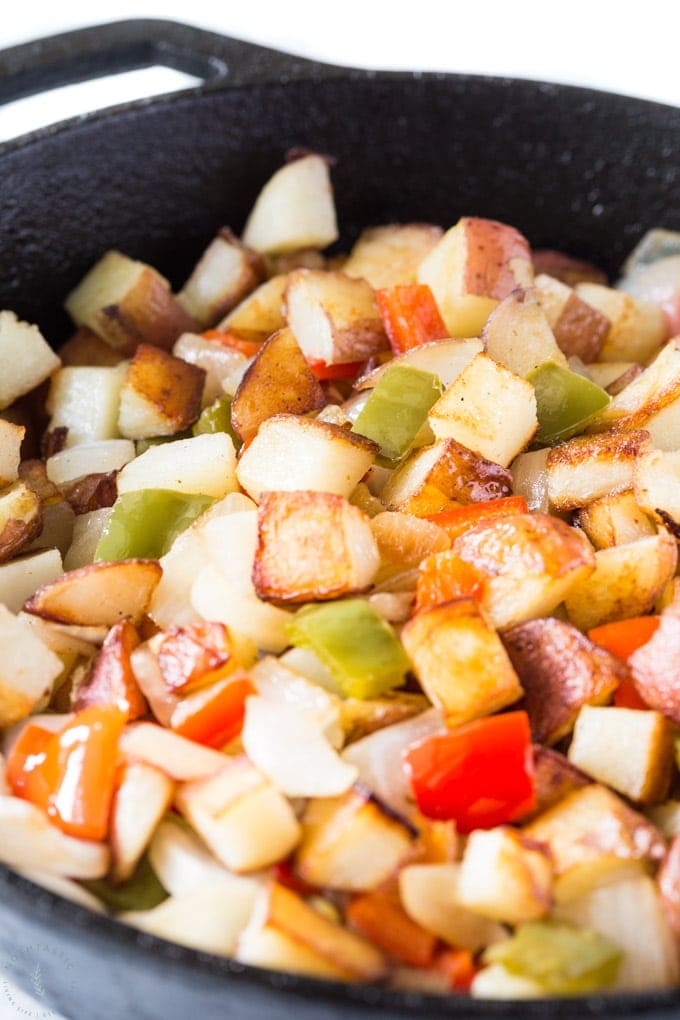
[[95, 489, 214, 561], [82, 854, 168, 913], [287, 599, 411, 699], [484, 920, 622, 995], [528, 362, 610, 445], [192, 394, 240, 446], [351, 365, 443, 461]]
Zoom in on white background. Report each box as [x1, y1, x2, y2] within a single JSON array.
[[0, 2, 678, 1018]]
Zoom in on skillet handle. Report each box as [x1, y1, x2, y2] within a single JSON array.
[[0, 18, 346, 106]]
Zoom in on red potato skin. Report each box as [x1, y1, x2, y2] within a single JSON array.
[[659, 834, 680, 939], [462, 219, 531, 299], [73, 619, 147, 719], [629, 608, 680, 723]]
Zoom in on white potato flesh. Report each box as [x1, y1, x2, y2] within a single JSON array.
[[149, 817, 264, 896], [0, 419, 24, 486], [46, 439, 135, 486], [46, 364, 127, 446], [399, 863, 507, 951], [0, 605, 63, 726], [116, 433, 237, 498], [0, 797, 108, 878], [242, 155, 338, 255], [0, 548, 63, 614], [0, 311, 61, 410]]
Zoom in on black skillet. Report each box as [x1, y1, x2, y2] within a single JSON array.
[[0, 18, 680, 1020]]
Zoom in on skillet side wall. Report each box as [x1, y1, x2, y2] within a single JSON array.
[[1, 76, 679, 347], [1, 72, 680, 1020]]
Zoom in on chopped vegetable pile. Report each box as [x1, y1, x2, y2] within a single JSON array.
[[2, 151, 680, 999]]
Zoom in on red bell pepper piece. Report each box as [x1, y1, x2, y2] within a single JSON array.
[[376, 284, 448, 354], [306, 358, 365, 381], [425, 496, 528, 543], [8, 706, 126, 841], [434, 947, 477, 991], [403, 711, 535, 833], [170, 673, 256, 748]]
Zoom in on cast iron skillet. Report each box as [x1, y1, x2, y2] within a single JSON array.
[[1, 19, 680, 1020]]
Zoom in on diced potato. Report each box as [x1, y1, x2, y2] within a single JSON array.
[[338, 692, 429, 744], [0, 419, 24, 486], [253, 490, 379, 602], [457, 827, 553, 925], [119, 721, 226, 780], [587, 338, 680, 450], [342, 224, 443, 288], [295, 787, 414, 891], [149, 815, 258, 896], [0, 604, 63, 725], [471, 965, 545, 1000], [172, 332, 249, 402], [46, 439, 135, 487], [398, 863, 506, 951], [72, 618, 145, 718], [524, 784, 666, 902], [236, 414, 376, 501], [587, 361, 639, 390], [532, 249, 607, 287], [65, 250, 195, 353], [534, 273, 609, 362], [24, 559, 162, 627], [546, 430, 650, 512], [285, 269, 388, 364], [417, 217, 533, 337], [428, 353, 538, 467], [0, 311, 61, 410], [564, 531, 677, 631], [176, 757, 301, 872], [503, 617, 625, 744], [237, 881, 387, 981], [530, 746, 590, 819], [177, 228, 265, 326], [354, 337, 483, 392], [452, 512, 594, 630], [0, 548, 63, 614], [575, 282, 666, 362], [634, 447, 680, 529], [218, 274, 287, 341], [567, 705, 673, 804], [241, 154, 338, 255], [46, 363, 127, 446], [0, 480, 42, 564], [574, 489, 656, 550], [0, 797, 108, 878], [401, 599, 523, 726], [109, 761, 174, 883], [116, 432, 238, 499], [117, 343, 205, 439], [230, 327, 325, 441], [482, 287, 567, 377], [629, 608, 680, 724], [58, 326, 123, 367], [382, 438, 512, 516]]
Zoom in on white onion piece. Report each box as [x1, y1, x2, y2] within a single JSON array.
[[63, 507, 112, 571], [510, 448, 550, 513], [341, 707, 445, 818], [555, 870, 679, 991], [242, 696, 357, 798], [19, 868, 106, 913], [0, 797, 108, 878], [120, 723, 227, 781], [250, 656, 342, 747], [46, 439, 135, 486], [278, 647, 340, 694]]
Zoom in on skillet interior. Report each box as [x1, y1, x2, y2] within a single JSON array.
[[1, 25, 680, 1020]]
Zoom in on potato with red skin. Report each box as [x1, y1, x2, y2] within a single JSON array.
[[629, 607, 680, 724], [24, 559, 162, 627], [72, 618, 146, 719], [417, 217, 533, 337]]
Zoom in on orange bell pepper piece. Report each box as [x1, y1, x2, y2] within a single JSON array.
[[8, 706, 126, 841], [170, 673, 256, 748], [588, 616, 660, 661], [346, 887, 437, 968], [306, 358, 365, 381], [202, 329, 263, 358], [425, 495, 528, 543], [6, 723, 53, 810], [434, 947, 477, 991], [415, 552, 486, 614], [376, 284, 448, 354]]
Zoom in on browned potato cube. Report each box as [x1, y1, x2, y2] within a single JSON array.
[[342, 224, 443, 289], [295, 787, 414, 891], [65, 251, 196, 354], [218, 274, 287, 342], [503, 617, 626, 744], [634, 448, 680, 531], [575, 282, 666, 362], [382, 438, 513, 516], [24, 559, 162, 626], [401, 598, 523, 726], [458, 826, 553, 924], [118, 343, 205, 439], [230, 327, 325, 442], [284, 269, 389, 363], [177, 228, 265, 327], [252, 490, 379, 603], [58, 327, 124, 367], [534, 273, 609, 362], [567, 705, 673, 804], [0, 421, 25, 488], [482, 286, 567, 377], [573, 489, 656, 550], [369, 511, 449, 583], [529, 746, 590, 819], [0, 481, 42, 564], [546, 430, 651, 513], [629, 607, 680, 724]]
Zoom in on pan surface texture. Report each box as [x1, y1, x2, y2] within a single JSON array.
[[1, 18, 680, 1020]]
